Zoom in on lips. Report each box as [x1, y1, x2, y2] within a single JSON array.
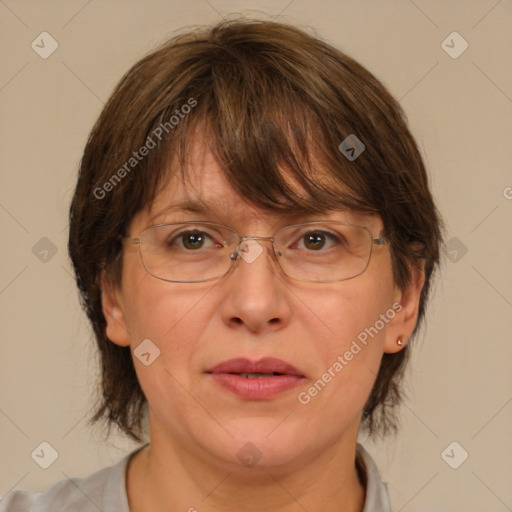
[[206, 357, 305, 377], [205, 357, 305, 400]]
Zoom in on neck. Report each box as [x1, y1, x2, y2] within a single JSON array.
[[127, 431, 366, 512]]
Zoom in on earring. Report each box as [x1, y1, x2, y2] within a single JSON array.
[[397, 338, 404, 346]]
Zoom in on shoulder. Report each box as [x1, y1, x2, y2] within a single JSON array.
[[356, 443, 393, 512], [0, 446, 145, 512]]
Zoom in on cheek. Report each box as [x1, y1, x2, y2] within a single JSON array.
[[294, 270, 395, 415], [120, 278, 221, 431], [121, 270, 217, 375], [305, 274, 393, 355]]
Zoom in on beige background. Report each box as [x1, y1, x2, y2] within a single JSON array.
[[1, 1, 511, 510]]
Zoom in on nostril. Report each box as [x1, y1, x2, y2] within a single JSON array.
[[269, 318, 279, 324]]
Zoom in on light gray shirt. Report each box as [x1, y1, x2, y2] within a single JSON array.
[[0, 443, 391, 511]]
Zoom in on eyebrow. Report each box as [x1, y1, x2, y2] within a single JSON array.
[[149, 199, 222, 222], [151, 198, 328, 218], [147, 199, 369, 226]]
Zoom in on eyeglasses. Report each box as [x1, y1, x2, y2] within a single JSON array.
[[122, 221, 390, 283]]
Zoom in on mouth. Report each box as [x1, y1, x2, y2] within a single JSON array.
[[205, 357, 306, 400], [235, 372, 286, 379]]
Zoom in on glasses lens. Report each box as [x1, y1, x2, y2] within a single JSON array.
[[139, 223, 238, 282], [274, 222, 373, 282]]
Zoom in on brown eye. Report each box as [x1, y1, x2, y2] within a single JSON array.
[[303, 234, 326, 250], [165, 230, 214, 251], [181, 232, 206, 250], [296, 231, 338, 251]]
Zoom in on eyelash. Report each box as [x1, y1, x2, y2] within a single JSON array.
[[167, 230, 343, 251]]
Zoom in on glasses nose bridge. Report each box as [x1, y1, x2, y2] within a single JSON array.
[[237, 235, 277, 256], [230, 235, 279, 265], [240, 235, 275, 243]]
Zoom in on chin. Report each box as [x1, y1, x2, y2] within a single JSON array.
[[211, 417, 312, 469]]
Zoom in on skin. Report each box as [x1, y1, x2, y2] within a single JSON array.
[[101, 139, 425, 512]]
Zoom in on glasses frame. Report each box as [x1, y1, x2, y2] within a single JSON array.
[[122, 220, 391, 284]]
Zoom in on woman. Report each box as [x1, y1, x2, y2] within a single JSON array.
[[1, 18, 443, 512]]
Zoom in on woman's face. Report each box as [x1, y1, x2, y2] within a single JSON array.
[[102, 140, 423, 471]]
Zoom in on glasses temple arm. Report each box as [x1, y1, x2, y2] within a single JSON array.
[[120, 236, 141, 246], [372, 233, 391, 246]]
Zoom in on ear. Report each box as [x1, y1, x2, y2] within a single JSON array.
[[100, 270, 131, 347], [383, 260, 426, 354]]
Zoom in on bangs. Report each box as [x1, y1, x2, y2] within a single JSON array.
[[85, 17, 411, 243], [138, 43, 382, 219]]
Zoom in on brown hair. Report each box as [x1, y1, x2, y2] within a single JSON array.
[[69, 18, 443, 443]]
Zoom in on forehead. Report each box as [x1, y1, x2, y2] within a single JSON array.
[[131, 138, 382, 233]]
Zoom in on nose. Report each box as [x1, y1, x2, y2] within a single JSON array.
[[219, 239, 293, 334]]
